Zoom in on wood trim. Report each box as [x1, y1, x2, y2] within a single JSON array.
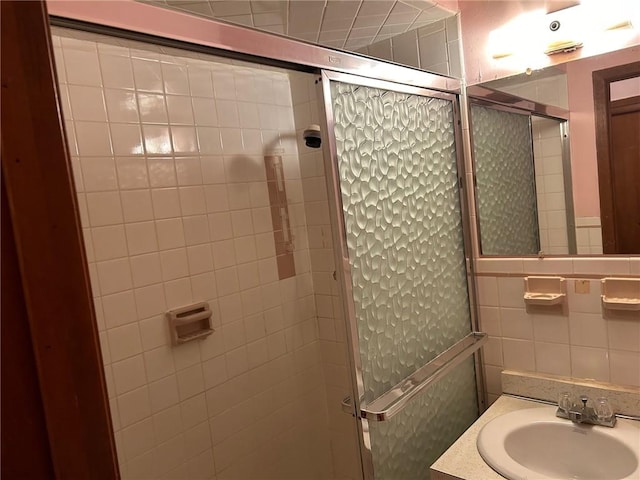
[[1, 175, 55, 478], [592, 61, 640, 254], [1, 1, 118, 477], [611, 95, 640, 115]]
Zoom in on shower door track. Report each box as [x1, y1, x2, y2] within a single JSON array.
[[48, 1, 460, 94]]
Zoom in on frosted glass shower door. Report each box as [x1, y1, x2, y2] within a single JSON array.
[[322, 72, 482, 479], [470, 104, 540, 255]]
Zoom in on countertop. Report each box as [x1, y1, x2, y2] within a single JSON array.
[[430, 395, 548, 480]]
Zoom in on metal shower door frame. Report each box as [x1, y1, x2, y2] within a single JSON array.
[[467, 95, 577, 256], [318, 70, 485, 480]]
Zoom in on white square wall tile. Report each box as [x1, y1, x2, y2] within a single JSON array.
[[75, 122, 113, 156], [143, 125, 173, 155], [568, 312, 608, 348], [133, 58, 164, 92], [476, 276, 499, 306], [112, 354, 148, 394], [97, 258, 133, 295], [121, 190, 154, 222], [160, 248, 190, 281], [502, 338, 535, 371], [153, 405, 183, 444], [499, 308, 533, 340], [608, 318, 640, 352], [104, 88, 139, 123], [110, 123, 144, 155], [148, 375, 180, 413], [532, 314, 569, 343], [163, 278, 193, 310], [178, 187, 207, 216], [63, 48, 102, 86], [121, 418, 156, 461], [100, 55, 135, 90], [139, 315, 171, 352], [497, 277, 525, 308], [155, 218, 186, 250], [175, 157, 203, 185], [571, 345, 610, 382], [176, 364, 205, 400], [171, 126, 198, 153], [192, 98, 218, 126], [202, 355, 228, 390], [533, 342, 570, 376], [187, 244, 214, 275], [86, 192, 123, 227], [130, 253, 163, 288], [189, 67, 214, 98], [212, 240, 237, 270], [196, 127, 223, 154], [144, 346, 176, 382], [183, 215, 210, 246], [125, 221, 159, 256], [162, 63, 189, 95], [102, 290, 138, 329], [108, 323, 143, 362], [117, 386, 152, 428], [567, 279, 602, 313], [609, 350, 640, 387], [191, 272, 217, 302], [68, 85, 107, 122], [166, 95, 195, 125], [116, 157, 149, 190], [91, 225, 128, 261], [151, 188, 182, 219], [135, 284, 167, 319], [230, 210, 254, 237], [173, 341, 201, 371], [148, 158, 177, 188], [180, 393, 208, 429]]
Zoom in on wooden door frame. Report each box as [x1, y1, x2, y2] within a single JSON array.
[[592, 61, 640, 254], [1, 1, 118, 477]]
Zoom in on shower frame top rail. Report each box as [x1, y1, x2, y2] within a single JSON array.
[[342, 332, 488, 422]]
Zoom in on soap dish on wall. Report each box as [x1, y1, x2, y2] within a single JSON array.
[[601, 278, 640, 311], [167, 302, 214, 345], [524, 276, 566, 305]]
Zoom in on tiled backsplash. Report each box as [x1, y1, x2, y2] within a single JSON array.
[[52, 27, 354, 480], [475, 257, 640, 404]]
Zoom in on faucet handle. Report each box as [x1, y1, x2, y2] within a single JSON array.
[[558, 392, 573, 412], [595, 397, 614, 421]]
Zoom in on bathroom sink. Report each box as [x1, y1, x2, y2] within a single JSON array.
[[477, 405, 640, 480]]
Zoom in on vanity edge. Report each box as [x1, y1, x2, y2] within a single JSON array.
[[430, 396, 546, 480]]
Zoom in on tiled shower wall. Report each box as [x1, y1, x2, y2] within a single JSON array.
[[52, 28, 347, 479], [475, 258, 640, 404], [290, 72, 361, 480], [359, 15, 463, 78], [531, 117, 569, 255]]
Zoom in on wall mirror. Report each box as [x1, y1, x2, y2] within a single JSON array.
[[469, 44, 640, 256]]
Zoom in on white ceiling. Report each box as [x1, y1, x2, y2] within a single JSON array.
[[141, 0, 454, 50]]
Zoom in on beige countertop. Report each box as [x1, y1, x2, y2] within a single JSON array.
[[430, 395, 548, 480]]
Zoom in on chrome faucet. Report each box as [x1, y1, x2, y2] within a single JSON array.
[[556, 394, 616, 427]]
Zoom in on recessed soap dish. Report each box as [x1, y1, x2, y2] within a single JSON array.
[[167, 302, 214, 345], [601, 278, 640, 311], [524, 276, 566, 306]]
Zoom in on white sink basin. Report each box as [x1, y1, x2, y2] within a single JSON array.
[[477, 405, 640, 480]]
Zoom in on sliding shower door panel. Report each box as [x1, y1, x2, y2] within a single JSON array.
[[323, 72, 478, 480], [470, 104, 539, 255]]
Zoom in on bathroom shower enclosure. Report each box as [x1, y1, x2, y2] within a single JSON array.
[[48, 5, 485, 479]]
